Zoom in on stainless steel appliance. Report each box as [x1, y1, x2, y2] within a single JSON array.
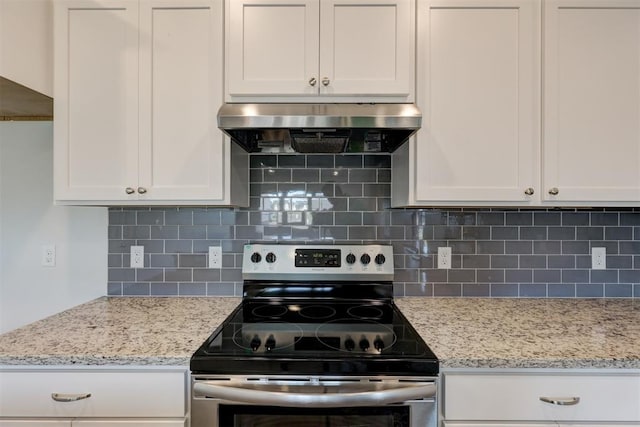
[[190, 244, 439, 427], [217, 103, 422, 153]]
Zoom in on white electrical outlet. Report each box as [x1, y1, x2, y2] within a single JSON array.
[[208, 246, 222, 269], [130, 246, 144, 268], [438, 247, 452, 269], [592, 247, 606, 270], [42, 244, 56, 267]]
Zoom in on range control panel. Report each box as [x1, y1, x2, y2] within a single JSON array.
[[242, 244, 394, 281]]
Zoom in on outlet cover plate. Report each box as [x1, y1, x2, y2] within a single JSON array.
[[438, 247, 452, 269], [592, 247, 606, 270], [208, 246, 222, 269], [130, 246, 144, 268]]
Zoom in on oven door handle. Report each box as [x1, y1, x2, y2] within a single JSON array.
[[193, 382, 436, 408]]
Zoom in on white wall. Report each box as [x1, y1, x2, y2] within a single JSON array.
[[0, 122, 107, 333], [0, 0, 53, 96]]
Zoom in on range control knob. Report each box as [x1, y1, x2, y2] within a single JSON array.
[[345, 253, 356, 264], [265, 252, 277, 263], [250, 335, 261, 351], [344, 338, 355, 351], [374, 337, 385, 352], [250, 252, 262, 263], [360, 254, 371, 265], [265, 335, 276, 351], [359, 338, 370, 352], [374, 254, 386, 265]]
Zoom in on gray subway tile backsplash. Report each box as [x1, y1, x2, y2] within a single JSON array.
[[107, 153, 640, 298]]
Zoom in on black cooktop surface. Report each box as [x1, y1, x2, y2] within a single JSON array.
[[190, 283, 439, 376]]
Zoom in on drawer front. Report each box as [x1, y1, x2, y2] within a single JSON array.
[[444, 373, 640, 422], [73, 420, 187, 426], [0, 422, 71, 426], [0, 370, 186, 418]]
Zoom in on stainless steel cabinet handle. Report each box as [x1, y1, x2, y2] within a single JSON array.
[[309, 77, 317, 86], [321, 77, 330, 86], [51, 393, 92, 402], [540, 396, 580, 406], [194, 382, 435, 408], [125, 187, 135, 195], [137, 187, 147, 194], [524, 187, 535, 196], [548, 187, 559, 195]]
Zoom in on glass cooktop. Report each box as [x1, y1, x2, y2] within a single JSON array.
[[190, 283, 439, 376]]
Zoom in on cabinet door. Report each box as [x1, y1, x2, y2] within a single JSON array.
[[138, 0, 225, 201], [54, 0, 139, 202], [226, 0, 320, 97], [413, 0, 539, 204], [319, 0, 414, 99], [543, 0, 640, 203]]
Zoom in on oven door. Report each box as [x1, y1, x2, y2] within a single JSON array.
[[191, 376, 437, 427]]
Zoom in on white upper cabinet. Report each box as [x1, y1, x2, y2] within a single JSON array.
[[226, 0, 415, 102], [54, 0, 140, 202], [54, 0, 248, 206], [394, 0, 640, 207], [542, 0, 640, 204], [393, 0, 539, 207]]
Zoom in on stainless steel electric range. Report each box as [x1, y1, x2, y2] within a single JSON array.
[[190, 244, 439, 427]]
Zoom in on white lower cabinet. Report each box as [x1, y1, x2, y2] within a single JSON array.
[[73, 421, 186, 426], [0, 423, 185, 427], [444, 424, 638, 427], [442, 370, 640, 427], [0, 368, 187, 426]]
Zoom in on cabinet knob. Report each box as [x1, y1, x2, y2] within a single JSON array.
[[309, 77, 317, 87], [548, 187, 559, 196], [322, 77, 330, 86], [524, 187, 535, 196], [125, 187, 135, 195], [137, 187, 147, 194]]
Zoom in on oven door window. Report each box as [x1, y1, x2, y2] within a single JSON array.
[[219, 405, 410, 427]]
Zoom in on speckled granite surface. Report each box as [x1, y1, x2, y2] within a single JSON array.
[[1, 297, 638, 369], [0, 297, 240, 366], [395, 298, 640, 369]]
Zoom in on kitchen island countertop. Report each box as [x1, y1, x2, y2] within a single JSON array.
[[1, 297, 639, 369]]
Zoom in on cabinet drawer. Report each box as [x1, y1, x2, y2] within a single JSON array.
[[0, 370, 187, 418], [444, 373, 640, 422]]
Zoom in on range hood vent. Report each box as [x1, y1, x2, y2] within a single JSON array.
[[218, 103, 421, 153]]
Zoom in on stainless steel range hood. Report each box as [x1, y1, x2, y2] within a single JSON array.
[[218, 103, 421, 153]]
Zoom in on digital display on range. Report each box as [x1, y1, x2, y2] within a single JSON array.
[[295, 249, 341, 267]]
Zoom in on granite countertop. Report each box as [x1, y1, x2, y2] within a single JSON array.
[[0, 297, 639, 369], [395, 298, 640, 369], [0, 297, 241, 366]]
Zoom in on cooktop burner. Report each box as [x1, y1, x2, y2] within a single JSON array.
[[190, 244, 439, 377]]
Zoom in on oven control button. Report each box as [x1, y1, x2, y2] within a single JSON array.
[[374, 337, 385, 352], [344, 338, 355, 351], [250, 252, 262, 263], [265, 252, 277, 263], [360, 254, 371, 265], [374, 254, 386, 265], [265, 335, 276, 351], [359, 338, 370, 352], [345, 253, 356, 264], [250, 336, 261, 351]]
